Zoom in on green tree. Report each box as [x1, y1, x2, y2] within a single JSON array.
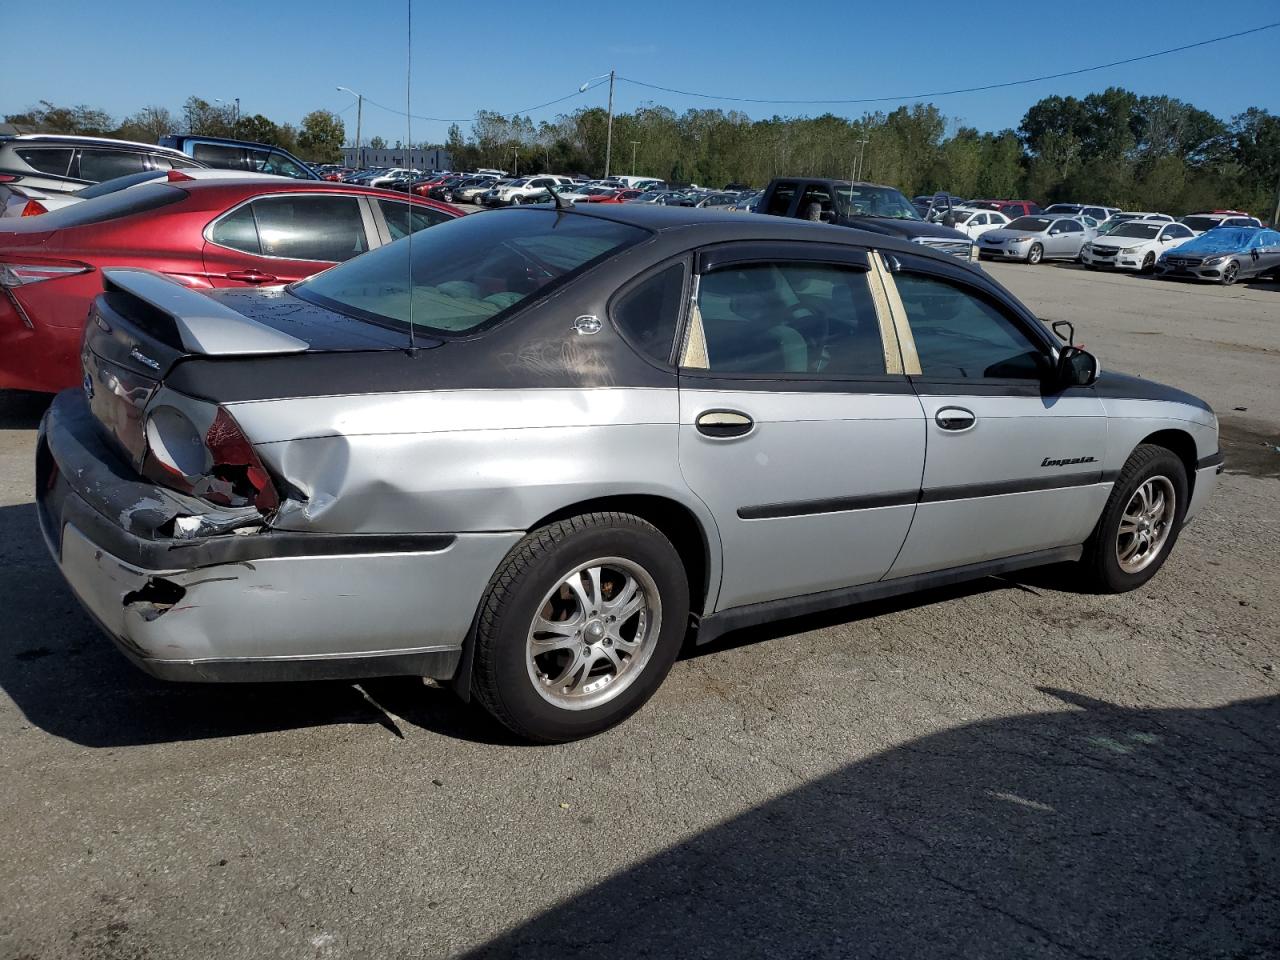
[[297, 110, 345, 162]]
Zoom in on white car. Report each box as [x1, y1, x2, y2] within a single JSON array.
[[367, 168, 418, 188], [1107, 211, 1174, 225], [1081, 220, 1196, 272], [950, 207, 1011, 239], [1178, 212, 1263, 235], [482, 175, 574, 206]]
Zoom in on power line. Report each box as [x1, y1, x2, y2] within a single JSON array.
[[616, 21, 1280, 106], [359, 79, 608, 125]]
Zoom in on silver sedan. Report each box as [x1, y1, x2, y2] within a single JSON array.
[[978, 215, 1097, 264]]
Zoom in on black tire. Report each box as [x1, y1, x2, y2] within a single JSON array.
[[1079, 444, 1188, 593], [1141, 252, 1155, 273], [1027, 242, 1044, 265], [472, 512, 690, 743], [1220, 261, 1238, 285], [510, 195, 523, 206]]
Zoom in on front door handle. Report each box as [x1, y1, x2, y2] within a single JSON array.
[[935, 406, 976, 431], [696, 409, 754, 439], [225, 270, 279, 284]]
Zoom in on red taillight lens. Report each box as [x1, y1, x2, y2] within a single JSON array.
[[201, 407, 280, 512], [0, 175, 17, 183], [0, 258, 92, 288], [166, 169, 195, 182], [19, 200, 47, 217], [144, 405, 279, 514]]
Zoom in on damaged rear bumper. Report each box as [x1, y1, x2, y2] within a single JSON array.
[[36, 391, 522, 683]]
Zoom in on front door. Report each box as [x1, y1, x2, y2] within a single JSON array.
[[203, 193, 376, 287], [880, 252, 1110, 577], [676, 243, 926, 611]]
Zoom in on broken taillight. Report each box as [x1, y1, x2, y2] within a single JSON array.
[[143, 404, 279, 514]]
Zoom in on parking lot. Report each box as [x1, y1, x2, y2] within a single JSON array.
[[1, 260, 1277, 958]]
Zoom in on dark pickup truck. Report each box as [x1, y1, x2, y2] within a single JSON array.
[[757, 177, 976, 261]]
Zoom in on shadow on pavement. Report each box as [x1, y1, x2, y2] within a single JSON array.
[[465, 691, 1280, 959], [0, 390, 51, 430]]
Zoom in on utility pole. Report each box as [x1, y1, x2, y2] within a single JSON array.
[[853, 138, 870, 181], [513, 145, 519, 177], [1272, 170, 1280, 228], [630, 140, 640, 176], [604, 69, 615, 179]]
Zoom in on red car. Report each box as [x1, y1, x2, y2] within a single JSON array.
[[968, 199, 1043, 218], [0, 173, 460, 393], [591, 189, 644, 204]]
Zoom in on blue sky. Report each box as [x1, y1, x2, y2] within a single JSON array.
[[3, 1, 1277, 145]]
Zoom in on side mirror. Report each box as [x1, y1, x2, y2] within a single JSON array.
[[1056, 345, 1098, 388]]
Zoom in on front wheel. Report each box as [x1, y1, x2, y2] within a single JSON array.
[[510, 195, 523, 206], [1079, 444, 1188, 593], [1141, 252, 1155, 273], [1220, 261, 1239, 285], [1027, 242, 1044, 265], [472, 513, 690, 742]]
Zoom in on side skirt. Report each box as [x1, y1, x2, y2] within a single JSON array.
[[694, 545, 1083, 646]]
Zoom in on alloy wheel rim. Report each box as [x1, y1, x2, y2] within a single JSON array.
[[1223, 263, 1237, 285], [1116, 475, 1176, 574], [525, 557, 661, 711], [1029, 244, 1042, 263]]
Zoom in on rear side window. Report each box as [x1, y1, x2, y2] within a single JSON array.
[[376, 199, 454, 240], [77, 149, 150, 182], [894, 273, 1045, 380], [14, 147, 74, 176], [293, 208, 648, 335], [695, 262, 884, 377], [765, 182, 797, 216], [209, 203, 261, 254], [249, 195, 369, 262], [248, 149, 310, 180], [612, 262, 685, 366], [192, 143, 247, 170], [25, 183, 185, 228]]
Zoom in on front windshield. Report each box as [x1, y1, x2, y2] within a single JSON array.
[[1180, 216, 1218, 232], [1044, 204, 1078, 214], [1007, 216, 1051, 232], [834, 184, 921, 220], [1111, 223, 1162, 240], [292, 209, 649, 334], [952, 210, 975, 223]]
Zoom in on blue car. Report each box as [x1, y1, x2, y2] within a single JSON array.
[[1155, 226, 1280, 285]]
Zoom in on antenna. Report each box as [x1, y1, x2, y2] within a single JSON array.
[[405, 0, 417, 356], [547, 183, 567, 212]]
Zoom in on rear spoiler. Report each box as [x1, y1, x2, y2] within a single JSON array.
[[101, 268, 308, 356]]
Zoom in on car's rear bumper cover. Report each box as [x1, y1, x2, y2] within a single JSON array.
[[37, 391, 522, 682]]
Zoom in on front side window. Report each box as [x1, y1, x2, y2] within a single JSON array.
[[612, 262, 685, 366], [249, 195, 369, 262], [76, 149, 150, 182], [292, 209, 648, 335], [251, 149, 310, 180], [894, 273, 1046, 381], [694, 262, 885, 377], [377, 199, 454, 240]]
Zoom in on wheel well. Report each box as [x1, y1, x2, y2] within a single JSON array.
[[531, 495, 711, 614], [1139, 429, 1197, 490]]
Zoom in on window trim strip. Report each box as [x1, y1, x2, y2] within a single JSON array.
[[870, 251, 922, 375]]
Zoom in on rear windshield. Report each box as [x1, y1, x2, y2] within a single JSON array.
[[1007, 217, 1051, 231], [291, 209, 649, 335], [1180, 216, 1218, 232], [74, 170, 165, 198], [1110, 223, 1161, 239], [13, 183, 184, 228]]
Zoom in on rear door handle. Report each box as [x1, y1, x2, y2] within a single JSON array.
[[935, 406, 976, 431], [225, 270, 279, 284], [695, 409, 754, 439]]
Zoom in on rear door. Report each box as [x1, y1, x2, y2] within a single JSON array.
[[676, 242, 926, 611], [202, 192, 378, 287], [879, 252, 1109, 577]]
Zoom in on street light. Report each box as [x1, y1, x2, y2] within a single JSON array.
[[214, 97, 240, 129], [580, 71, 615, 179], [337, 86, 365, 170]]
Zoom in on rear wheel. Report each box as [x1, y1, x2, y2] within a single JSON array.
[[472, 513, 690, 743], [1027, 243, 1044, 265], [1079, 444, 1187, 592]]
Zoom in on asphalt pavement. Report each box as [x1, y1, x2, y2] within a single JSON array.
[[1, 261, 1277, 959]]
